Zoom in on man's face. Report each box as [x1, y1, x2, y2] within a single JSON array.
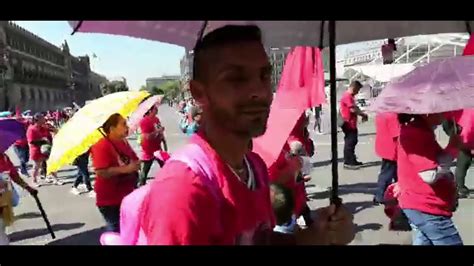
[[191, 41, 273, 138]]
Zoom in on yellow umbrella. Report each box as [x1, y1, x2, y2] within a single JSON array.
[[47, 91, 150, 174]]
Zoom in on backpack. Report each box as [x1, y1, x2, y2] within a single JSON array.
[[100, 143, 268, 245], [100, 143, 225, 245]]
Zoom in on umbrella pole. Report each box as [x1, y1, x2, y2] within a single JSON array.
[[328, 21, 342, 207], [32, 194, 56, 239]]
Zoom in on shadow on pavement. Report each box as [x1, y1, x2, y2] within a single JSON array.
[[359, 161, 382, 169], [344, 200, 377, 215], [358, 132, 376, 137], [356, 223, 383, 233], [307, 182, 377, 200], [312, 158, 344, 168], [8, 222, 85, 243], [15, 212, 43, 220], [46, 227, 103, 245]]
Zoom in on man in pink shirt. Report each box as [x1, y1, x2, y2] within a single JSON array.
[[140, 25, 355, 245], [339, 81, 368, 169], [374, 112, 400, 204]]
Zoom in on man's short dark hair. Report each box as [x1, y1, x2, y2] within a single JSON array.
[[350, 80, 363, 90], [192, 25, 263, 82]]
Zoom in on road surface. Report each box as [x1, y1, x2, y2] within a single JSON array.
[[6, 105, 473, 245]]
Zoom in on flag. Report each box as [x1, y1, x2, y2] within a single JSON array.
[[463, 34, 474, 56], [274, 47, 326, 113]]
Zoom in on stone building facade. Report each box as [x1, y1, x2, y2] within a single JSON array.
[[0, 21, 107, 112]]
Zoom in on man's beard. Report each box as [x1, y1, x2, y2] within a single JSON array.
[[208, 103, 269, 139]]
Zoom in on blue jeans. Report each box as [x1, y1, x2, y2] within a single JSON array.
[[73, 155, 93, 191], [13, 145, 29, 176], [374, 159, 397, 202], [402, 209, 463, 245]]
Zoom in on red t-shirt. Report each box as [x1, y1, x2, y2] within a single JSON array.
[[397, 121, 456, 217], [139, 116, 163, 161], [26, 124, 52, 161], [141, 132, 274, 245], [0, 154, 20, 179], [375, 112, 400, 161], [340, 91, 357, 129], [91, 138, 139, 207]]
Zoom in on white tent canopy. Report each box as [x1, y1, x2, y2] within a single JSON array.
[[347, 64, 416, 83]]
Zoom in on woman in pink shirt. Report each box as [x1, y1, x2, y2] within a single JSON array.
[[397, 113, 462, 245]]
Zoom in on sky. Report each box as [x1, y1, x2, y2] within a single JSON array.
[[14, 21, 185, 90]]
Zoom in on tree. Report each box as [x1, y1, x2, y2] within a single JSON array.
[[101, 80, 129, 96], [159, 80, 180, 100], [150, 86, 164, 95], [139, 85, 148, 91]]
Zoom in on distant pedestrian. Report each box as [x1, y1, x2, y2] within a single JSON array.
[[313, 105, 322, 134], [339, 80, 368, 169], [70, 150, 95, 197], [138, 105, 167, 187]]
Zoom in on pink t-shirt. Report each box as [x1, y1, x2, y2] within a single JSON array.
[[340, 91, 357, 129], [141, 132, 274, 245], [375, 113, 400, 161], [397, 120, 456, 217]]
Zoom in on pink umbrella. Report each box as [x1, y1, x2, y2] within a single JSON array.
[[252, 98, 302, 167], [275, 46, 326, 111], [370, 55, 474, 114], [128, 95, 163, 133]]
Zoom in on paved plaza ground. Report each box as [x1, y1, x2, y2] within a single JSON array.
[[5, 105, 473, 245]]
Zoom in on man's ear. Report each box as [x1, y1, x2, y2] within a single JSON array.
[[190, 80, 208, 107]]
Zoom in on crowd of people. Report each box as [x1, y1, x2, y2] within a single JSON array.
[[0, 24, 472, 246]]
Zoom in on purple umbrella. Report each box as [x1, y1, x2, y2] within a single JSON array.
[[370, 55, 474, 114], [0, 119, 26, 154]]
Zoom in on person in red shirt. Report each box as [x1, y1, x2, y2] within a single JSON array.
[[91, 113, 140, 232], [13, 117, 31, 178], [0, 153, 38, 245], [397, 113, 462, 245], [140, 25, 355, 245], [26, 113, 62, 187], [339, 80, 368, 169], [138, 105, 167, 186], [373, 112, 400, 204]]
